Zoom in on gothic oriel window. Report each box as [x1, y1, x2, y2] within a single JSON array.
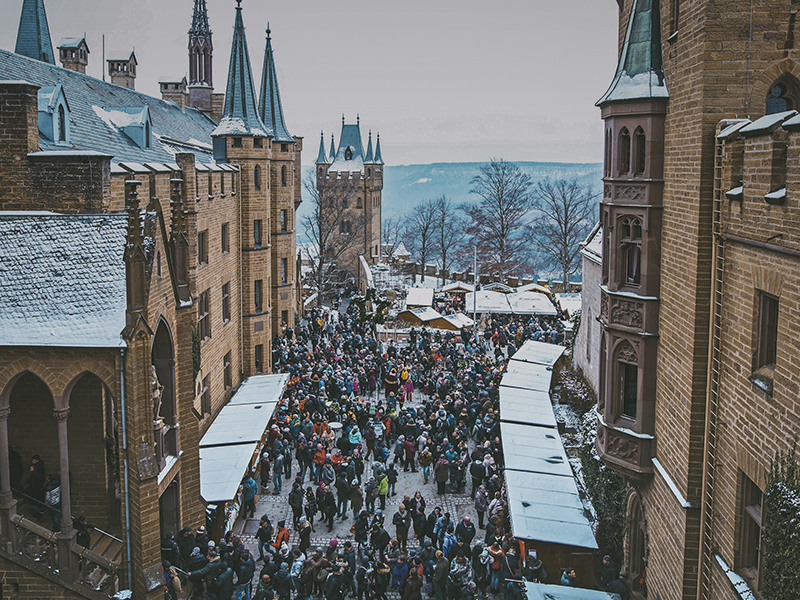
[[634, 127, 646, 175], [619, 128, 631, 175], [620, 216, 642, 286]]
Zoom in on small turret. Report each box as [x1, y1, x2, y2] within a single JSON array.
[[107, 50, 137, 89], [57, 37, 89, 73], [316, 131, 329, 165]]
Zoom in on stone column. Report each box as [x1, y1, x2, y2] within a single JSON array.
[[0, 406, 18, 547], [53, 407, 73, 534]]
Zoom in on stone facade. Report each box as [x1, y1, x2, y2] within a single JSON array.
[[594, 1, 800, 599], [573, 225, 603, 393]]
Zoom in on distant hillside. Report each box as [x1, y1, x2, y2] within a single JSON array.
[[298, 161, 603, 242]]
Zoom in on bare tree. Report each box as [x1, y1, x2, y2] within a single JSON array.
[[528, 177, 598, 292], [464, 159, 533, 280], [433, 194, 464, 286], [404, 198, 439, 282], [381, 216, 405, 262], [301, 173, 366, 304]]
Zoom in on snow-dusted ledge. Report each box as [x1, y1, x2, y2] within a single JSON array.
[[714, 553, 757, 600], [652, 457, 696, 509]]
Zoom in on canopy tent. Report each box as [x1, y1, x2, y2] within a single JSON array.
[[499, 422, 573, 477], [509, 340, 565, 367], [405, 287, 434, 308], [437, 312, 474, 330], [498, 385, 557, 428], [506, 469, 597, 549], [441, 282, 474, 294], [464, 290, 512, 313], [525, 583, 616, 600], [483, 282, 514, 293], [198, 374, 288, 504], [556, 293, 582, 318], [507, 291, 558, 316]]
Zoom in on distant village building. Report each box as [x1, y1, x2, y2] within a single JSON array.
[[592, 1, 800, 599], [572, 223, 602, 394], [315, 118, 384, 291], [0, 0, 300, 597]]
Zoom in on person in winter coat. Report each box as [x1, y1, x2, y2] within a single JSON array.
[[386, 463, 399, 497], [561, 567, 577, 587], [418, 448, 433, 484], [364, 477, 378, 515], [401, 567, 423, 600], [241, 475, 258, 519], [272, 562, 293, 600], [350, 479, 364, 516], [288, 483, 304, 529], [211, 565, 234, 600], [390, 555, 410, 590], [298, 516, 312, 553], [433, 551, 450, 600], [409, 491, 426, 540], [474, 485, 489, 529], [376, 472, 389, 511], [259, 452, 271, 491], [392, 504, 412, 552], [252, 574, 275, 600], [487, 541, 504, 592], [335, 471, 351, 519], [304, 487, 318, 527], [354, 510, 370, 544], [234, 550, 256, 599], [321, 484, 338, 531], [433, 457, 449, 495], [455, 516, 476, 545]]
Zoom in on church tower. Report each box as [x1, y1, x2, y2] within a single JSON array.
[[14, 0, 55, 64], [188, 0, 213, 111]]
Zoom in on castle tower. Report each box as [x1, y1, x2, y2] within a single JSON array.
[[258, 25, 301, 333], [14, 0, 54, 64], [188, 0, 213, 111], [316, 118, 384, 291], [107, 50, 137, 89]]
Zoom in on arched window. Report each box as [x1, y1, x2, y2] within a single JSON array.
[[145, 120, 151, 148], [634, 127, 646, 175], [619, 127, 631, 175], [620, 216, 642, 286], [281, 165, 287, 187], [345, 147, 353, 160], [356, 197, 363, 208], [254, 165, 261, 190], [766, 76, 800, 114], [615, 341, 638, 419], [604, 129, 612, 176], [57, 104, 66, 142]]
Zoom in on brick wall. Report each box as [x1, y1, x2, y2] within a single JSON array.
[[0, 554, 90, 600], [0, 83, 39, 208], [27, 154, 111, 211]]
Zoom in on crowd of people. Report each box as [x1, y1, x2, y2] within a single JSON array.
[[161, 300, 629, 600]]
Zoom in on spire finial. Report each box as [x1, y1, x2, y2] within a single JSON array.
[[266, 22, 271, 39], [357, 114, 360, 125], [342, 114, 345, 125], [236, 0, 242, 10]]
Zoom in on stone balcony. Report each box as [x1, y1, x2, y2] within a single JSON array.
[[596, 411, 655, 479]]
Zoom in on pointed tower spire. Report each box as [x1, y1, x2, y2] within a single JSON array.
[[374, 133, 384, 164], [213, 0, 268, 139], [364, 130, 374, 163], [316, 131, 329, 164], [596, 0, 667, 105], [329, 133, 336, 162], [15, 0, 55, 64], [258, 24, 293, 142], [189, 0, 213, 88]]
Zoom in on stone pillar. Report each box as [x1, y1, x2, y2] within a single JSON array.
[[0, 406, 18, 547], [53, 408, 73, 534]]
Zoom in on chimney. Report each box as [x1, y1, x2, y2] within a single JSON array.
[[57, 37, 89, 73], [160, 77, 188, 108], [107, 49, 137, 89]]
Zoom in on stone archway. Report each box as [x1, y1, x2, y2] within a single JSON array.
[[152, 319, 178, 462], [625, 487, 648, 593]]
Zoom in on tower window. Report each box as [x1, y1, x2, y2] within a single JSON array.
[[281, 258, 288, 284], [619, 127, 631, 175], [766, 77, 800, 114], [345, 147, 353, 160], [357, 197, 363, 208], [232, 137, 243, 148], [755, 291, 779, 370], [254, 137, 263, 148], [604, 129, 612, 177], [281, 165, 287, 187], [254, 219, 262, 247], [254, 165, 261, 190], [254, 279, 263, 313], [634, 127, 646, 175], [280, 209, 287, 232]]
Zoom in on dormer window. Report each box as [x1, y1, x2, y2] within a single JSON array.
[[95, 105, 152, 149], [145, 120, 150, 148], [345, 147, 353, 160], [38, 84, 71, 145], [57, 105, 66, 142]]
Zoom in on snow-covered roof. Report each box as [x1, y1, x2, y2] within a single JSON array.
[[441, 282, 474, 293], [740, 110, 797, 136], [507, 291, 558, 316], [556, 293, 582, 316], [483, 282, 514, 293], [405, 287, 434, 307], [0, 213, 127, 348], [465, 290, 511, 313], [329, 122, 366, 173], [524, 583, 616, 600], [580, 223, 603, 265], [393, 241, 411, 257], [398, 307, 441, 323], [516, 282, 553, 296], [443, 312, 474, 328]]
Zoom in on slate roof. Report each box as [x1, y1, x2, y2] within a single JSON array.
[[374, 134, 384, 164], [315, 131, 329, 164], [213, 3, 268, 138], [596, 0, 667, 105], [258, 28, 293, 143], [0, 212, 127, 348], [0, 48, 217, 163], [15, 0, 54, 64], [329, 122, 365, 172]]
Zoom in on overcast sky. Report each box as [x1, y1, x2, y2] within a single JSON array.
[[1, 0, 619, 166]]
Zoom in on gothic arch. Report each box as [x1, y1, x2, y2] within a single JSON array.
[[0, 359, 59, 408], [614, 339, 638, 364], [624, 487, 648, 587], [752, 59, 800, 115], [61, 363, 117, 409]]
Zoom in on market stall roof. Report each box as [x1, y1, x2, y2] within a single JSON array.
[[483, 282, 514, 293], [199, 403, 280, 447], [525, 583, 612, 600], [405, 287, 434, 307], [499, 422, 572, 477], [500, 361, 553, 392], [226, 374, 289, 406], [506, 470, 596, 549], [507, 291, 558, 316], [441, 282, 474, 294], [510, 341, 566, 367], [199, 442, 257, 504], [397, 307, 441, 325], [441, 312, 475, 329], [556, 293, 582, 317], [517, 282, 553, 296], [498, 386, 557, 428], [464, 290, 511, 313]]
